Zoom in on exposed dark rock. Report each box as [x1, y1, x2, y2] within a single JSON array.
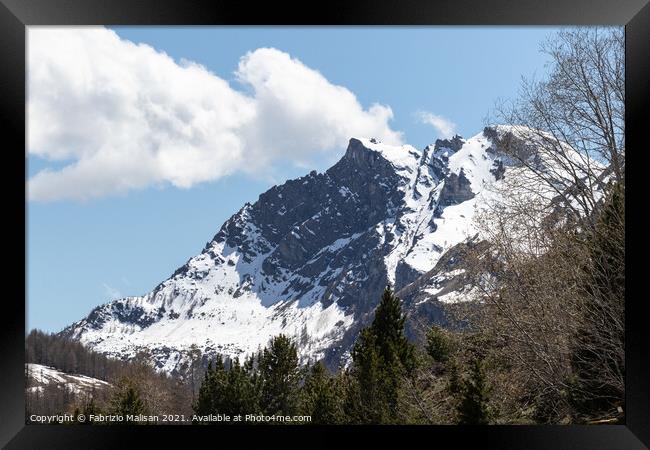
[[437, 168, 474, 212], [434, 134, 465, 153], [395, 259, 423, 291]]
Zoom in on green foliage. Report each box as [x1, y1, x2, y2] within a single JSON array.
[[259, 334, 301, 417], [300, 361, 344, 424], [193, 354, 260, 421], [110, 379, 148, 423], [456, 358, 490, 424], [194, 357, 224, 418], [195, 334, 301, 422], [585, 181, 625, 313], [192, 287, 420, 425], [70, 397, 102, 425], [426, 325, 454, 364], [447, 360, 462, 396], [370, 286, 417, 374], [345, 285, 417, 423], [347, 328, 387, 423], [82, 397, 100, 423], [223, 357, 260, 415]]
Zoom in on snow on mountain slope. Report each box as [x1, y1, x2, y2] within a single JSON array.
[[26, 363, 112, 395], [61, 126, 582, 374]]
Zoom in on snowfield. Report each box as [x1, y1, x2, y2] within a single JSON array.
[[26, 363, 111, 395]]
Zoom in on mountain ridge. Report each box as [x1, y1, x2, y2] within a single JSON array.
[[61, 126, 540, 374]]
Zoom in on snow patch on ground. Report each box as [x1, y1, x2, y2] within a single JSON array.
[[26, 363, 111, 395]]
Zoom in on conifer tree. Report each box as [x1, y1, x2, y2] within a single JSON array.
[[82, 397, 100, 423], [110, 379, 148, 423], [70, 397, 101, 425], [456, 358, 490, 424], [222, 357, 259, 416], [370, 286, 416, 374], [346, 285, 416, 423], [426, 325, 453, 364], [259, 335, 301, 417], [194, 362, 215, 418], [347, 328, 385, 423], [447, 359, 462, 396], [194, 356, 228, 419], [243, 351, 263, 406], [300, 361, 343, 424]]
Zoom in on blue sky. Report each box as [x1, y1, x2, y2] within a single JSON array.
[[27, 26, 560, 332]]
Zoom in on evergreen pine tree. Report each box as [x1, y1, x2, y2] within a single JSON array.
[[447, 359, 462, 396], [259, 335, 301, 417], [300, 361, 343, 424], [243, 352, 263, 408], [221, 357, 259, 416], [110, 379, 148, 423], [370, 286, 416, 374], [347, 328, 385, 423], [456, 358, 490, 424], [346, 285, 416, 423], [426, 325, 453, 364], [193, 362, 214, 418], [194, 356, 229, 420]]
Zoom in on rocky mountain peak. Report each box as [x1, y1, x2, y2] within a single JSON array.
[[341, 137, 421, 176], [433, 134, 465, 153], [61, 128, 534, 375]]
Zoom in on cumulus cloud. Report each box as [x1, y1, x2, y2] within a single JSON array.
[[27, 27, 403, 201], [416, 111, 457, 139]]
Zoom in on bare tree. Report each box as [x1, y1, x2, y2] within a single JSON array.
[[491, 27, 624, 228], [459, 27, 626, 423]]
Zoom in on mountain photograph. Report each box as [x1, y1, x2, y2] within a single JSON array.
[[25, 26, 624, 426]]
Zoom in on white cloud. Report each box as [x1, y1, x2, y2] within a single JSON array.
[[416, 111, 457, 139], [27, 27, 403, 202], [102, 283, 122, 300]]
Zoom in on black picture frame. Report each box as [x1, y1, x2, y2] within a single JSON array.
[[1, 0, 647, 448]]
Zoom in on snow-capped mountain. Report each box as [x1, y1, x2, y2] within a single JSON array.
[[61, 126, 554, 374]]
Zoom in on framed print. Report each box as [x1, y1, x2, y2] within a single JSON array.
[[1, 0, 648, 447]]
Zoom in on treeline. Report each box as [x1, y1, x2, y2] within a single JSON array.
[[192, 286, 502, 424], [25, 330, 194, 422], [193, 287, 418, 424], [25, 286, 501, 425], [26, 372, 113, 421], [26, 329, 133, 381]]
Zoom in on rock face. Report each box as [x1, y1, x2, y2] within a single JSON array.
[[61, 126, 547, 375], [437, 169, 474, 209]]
